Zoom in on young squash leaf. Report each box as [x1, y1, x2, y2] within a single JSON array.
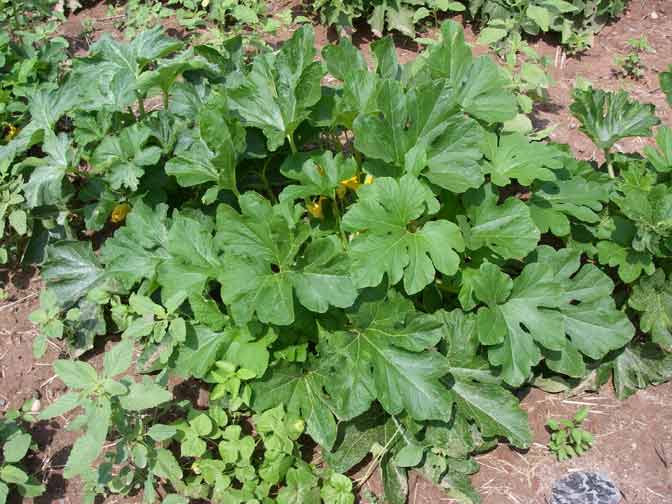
[[459, 184, 540, 260], [370, 2, 415, 38], [612, 166, 672, 258], [480, 132, 564, 186], [643, 126, 672, 172], [423, 21, 517, 123], [136, 48, 211, 100], [629, 270, 672, 350], [371, 37, 402, 82], [252, 359, 340, 450], [42, 241, 104, 308], [166, 95, 246, 200], [91, 124, 162, 191], [321, 37, 368, 83], [100, 200, 171, 290], [469, 247, 634, 386], [22, 132, 76, 208], [661, 65, 672, 107], [570, 87, 660, 151], [342, 175, 464, 294], [226, 25, 324, 151], [73, 27, 182, 110], [610, 343, 672, 399], [596, 240, 655, 284], [216, 192, 357, 325], [419, 452, 480, 504], [318, 290, 454, 422], [321, 39, 380, 130], [352, 79, 486, 192], [529, 158, 611, 237], [279, 151, 358, 202]]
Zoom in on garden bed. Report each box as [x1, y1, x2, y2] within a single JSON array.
[[1, 1, 671, 503]]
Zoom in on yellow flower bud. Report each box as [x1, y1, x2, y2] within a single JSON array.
[[4, 124, 18, 141], [307, 197, 325, 219], [339, 175, 360, 191], [364, 174, 374, 184], [111, 203, 131, 224], [292, 419, 305, 433]]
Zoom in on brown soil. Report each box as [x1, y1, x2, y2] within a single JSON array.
[[351, 382, 672, 504], [470, 384, 672, 504], [520, 0, 671, 162], [0, 270, 81, 503], [3, 1, 672, 503]]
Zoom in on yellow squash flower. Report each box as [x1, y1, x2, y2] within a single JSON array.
[[307, 197, 326, 219], [4, 123, 18, 141], [110, 203, 131, 224], [337, 174, 373, 199], [339, 175, 360, 191]]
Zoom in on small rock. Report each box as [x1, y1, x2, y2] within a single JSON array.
[[551, 472, 620, 504], [197, 387, 209, 408], [651, 11, 659, 19], [31, 399, 41, 412], [0, 399, 6, 408]]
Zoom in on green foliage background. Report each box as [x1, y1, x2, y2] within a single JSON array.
[[316, 0, 629, 50]]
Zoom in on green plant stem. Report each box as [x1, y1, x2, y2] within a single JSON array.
[[231, 183, 240, 199], [137, 95, 146, 118], [605, 150, 615, 178], [332, 199, 348, 248], [260, 158, 275, 203], [354, 148, 363, 168], [162, 90, 169, 111], [287, 134, 298, 154], [435, 280, 458, 294]]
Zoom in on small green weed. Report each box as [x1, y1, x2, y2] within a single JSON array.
[[495, 32, 554, 135], [615, 36, 654, 79], [0, 399, 45, 502], [79, 17, 96, 46], [547, 407, 594, 461]]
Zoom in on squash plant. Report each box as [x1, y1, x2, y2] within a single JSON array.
[[4, 19, 669, 504]]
